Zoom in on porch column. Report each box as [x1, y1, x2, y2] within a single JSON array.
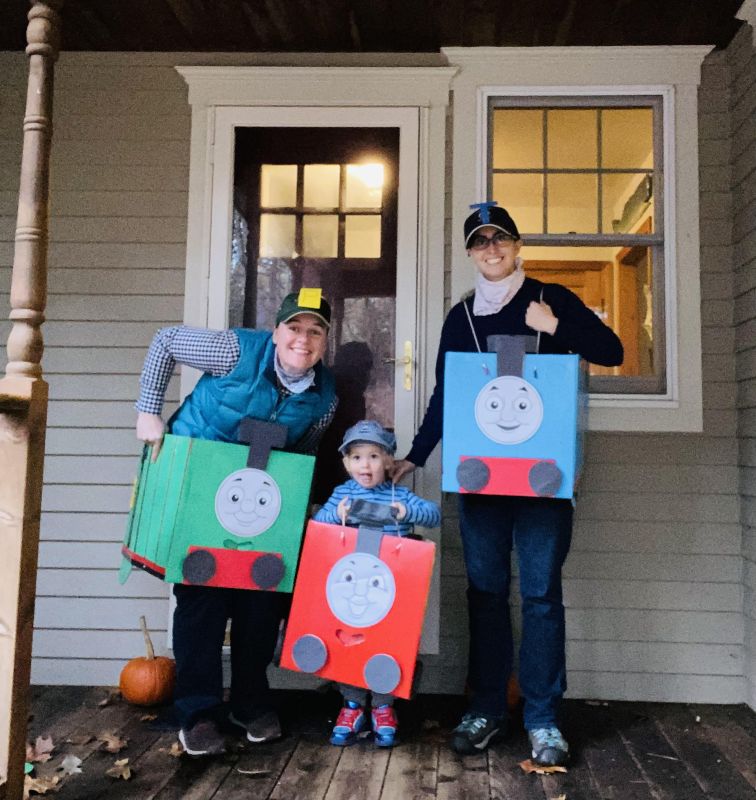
[[0, 2, 61, 799]]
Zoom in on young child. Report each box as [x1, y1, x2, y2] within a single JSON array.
[[314, 420, 441, 746]]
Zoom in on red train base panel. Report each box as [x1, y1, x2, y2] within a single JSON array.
[[457, 455, 563, 497], [280, 521, 435, 700], [180, 546, 285, 590]]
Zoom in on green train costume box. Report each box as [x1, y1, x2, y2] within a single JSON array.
[[120, 420, 314, 593]]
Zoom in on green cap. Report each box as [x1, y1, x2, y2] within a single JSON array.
[[275, 289, 331, 328]]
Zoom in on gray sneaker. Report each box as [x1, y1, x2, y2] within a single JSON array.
[[178, 719, 226, 756], [528, 725, 569, 766], [450, 713, 504, 754], [229, 710, 282, 743]]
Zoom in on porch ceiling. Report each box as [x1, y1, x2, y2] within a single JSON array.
[[0, 0, 745, 53]]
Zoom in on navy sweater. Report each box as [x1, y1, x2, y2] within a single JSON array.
[[406, 277, 624, 467]]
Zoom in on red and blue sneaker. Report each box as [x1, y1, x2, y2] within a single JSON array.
[[330, 701, 367, 746], [371, 704, 398, 747]]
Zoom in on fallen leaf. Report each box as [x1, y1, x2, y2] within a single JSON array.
[[23, 773, 60, 798], [237, 768, 271, 777], [98, 690, 120, 708], [140, 713, 157, 722], [58, 755, 83, 776], [168, 741, 183, 757], [98, 731, 128, 753], [105, 758, 132, 780], [551, 795, 567, 800], [519, 758, 568, 775], [26, 736, 54, 763], [65, 734, 94, 746]]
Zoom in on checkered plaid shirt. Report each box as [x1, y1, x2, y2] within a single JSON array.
[[136, 325, 337, 455]]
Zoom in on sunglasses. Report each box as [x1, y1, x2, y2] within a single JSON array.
[[468, 231, 518, 250]]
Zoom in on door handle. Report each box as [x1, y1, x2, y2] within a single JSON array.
[[383, 340, 413, 391]]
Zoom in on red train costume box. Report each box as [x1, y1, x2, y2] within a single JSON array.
[[280, 514, 435, 699]]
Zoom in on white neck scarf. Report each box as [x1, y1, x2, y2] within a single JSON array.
[[473, 257, 526, 316], [274, 352, 315, 394]]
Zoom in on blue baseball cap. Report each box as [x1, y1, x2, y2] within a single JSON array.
[[339, 420, 397, 455]]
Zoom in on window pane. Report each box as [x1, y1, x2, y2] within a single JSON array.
[[345, 215, 381, 257], [259, 214, 295, 258], [303, 214, 338, 257], [303, 164, 340, 208], [547, 174, 597, 233], [547, 110, 597, 168], [492, 173, 543, 234], [260, 165, 297, 208], [492, 109, 543, 169], [345, 164, 384, 208], [603, 173, 654, 233], [602, 108, 654, 169], [524, 244, 656, 379]]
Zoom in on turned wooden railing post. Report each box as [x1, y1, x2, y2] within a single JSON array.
[[0, 2, 61, 798]]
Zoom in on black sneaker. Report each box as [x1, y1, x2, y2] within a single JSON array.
[[450, 713, 503, 754], [528, 725, 569, 766], [229, 710, 282, 743], [178, 719, 226, 756]]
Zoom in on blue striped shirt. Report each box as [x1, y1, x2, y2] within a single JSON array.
[[314, 480, 441, 535]]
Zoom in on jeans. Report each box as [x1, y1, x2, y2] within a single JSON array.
[[458, 493, 573, 729], [172, 584, 288, 728]]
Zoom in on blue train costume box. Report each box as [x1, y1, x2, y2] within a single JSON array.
[[442, 334, 587, 500], [120, 419, 314, 592]]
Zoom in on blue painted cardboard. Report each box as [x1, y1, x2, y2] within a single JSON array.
[[442, 351, 586, 499]]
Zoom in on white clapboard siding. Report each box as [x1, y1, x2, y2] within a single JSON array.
[[727, 23, 756, 711]]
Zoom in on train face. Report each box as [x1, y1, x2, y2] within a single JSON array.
[[443, 349, 586, 500], [280, 521, 436, 700], [120, 433, 314, 592]]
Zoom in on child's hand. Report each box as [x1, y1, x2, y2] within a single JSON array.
[[391, 502, 407, 521], [337, 497, 351, 524]]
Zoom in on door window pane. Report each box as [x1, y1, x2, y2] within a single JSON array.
[[303, 214, 339, 257], [345, 215, 381, 258], [260, 165, 297, 208], [547, 174, 597, 233], [547, 110, 597, 169], [304, 164, 340, 208], [259, 214, 296, 258], [345, 164, 384, 208]]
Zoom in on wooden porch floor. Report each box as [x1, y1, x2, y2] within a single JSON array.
[[25, 686, 756, 799]]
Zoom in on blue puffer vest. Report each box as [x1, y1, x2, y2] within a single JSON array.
[[168, 328, 335, 447]]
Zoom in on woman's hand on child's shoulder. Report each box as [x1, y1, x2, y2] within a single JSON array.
[[391, 459, 416, 483]]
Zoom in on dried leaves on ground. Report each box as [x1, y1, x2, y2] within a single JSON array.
[[98, 731, 128, 753], [519, 758, 568, 775], [105, 758, 132, 780], [26, 736, 55, 764], [23, 774, 60, 798]]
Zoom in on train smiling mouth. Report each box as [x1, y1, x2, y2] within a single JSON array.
[[496, 422, 520, 430]]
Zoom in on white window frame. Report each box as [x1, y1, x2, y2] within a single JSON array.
[[443, 46, 712, 432]]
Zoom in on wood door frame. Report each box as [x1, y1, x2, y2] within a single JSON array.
[[176, 65, 455, 653]]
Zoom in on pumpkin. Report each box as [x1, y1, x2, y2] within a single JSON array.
[[119, 615, 176, 706]]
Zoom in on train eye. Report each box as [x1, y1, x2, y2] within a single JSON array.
[[340, 570, 355, 583], [228, 489, 243, 503], [370, 576, 386, 590], [256, 490, 273, 509], [515, 398, 531, 412], [485, 396, 501, 411]]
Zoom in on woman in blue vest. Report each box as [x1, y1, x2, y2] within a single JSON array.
[[135, 291, 336, 756]]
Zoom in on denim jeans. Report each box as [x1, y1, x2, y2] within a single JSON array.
[[458, 493, 573, 729], [172, 584, 288, 728]]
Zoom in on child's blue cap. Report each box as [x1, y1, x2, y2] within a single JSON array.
[[339, 420, 397, 455]]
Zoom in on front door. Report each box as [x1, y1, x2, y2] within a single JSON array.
[[206, 107, 420, 486]]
